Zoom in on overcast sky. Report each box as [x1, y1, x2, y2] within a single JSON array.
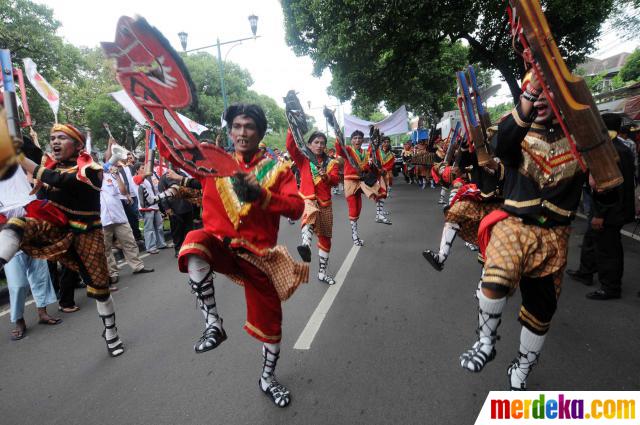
[[36, 0, 640, 122]]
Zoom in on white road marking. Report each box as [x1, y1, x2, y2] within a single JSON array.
[[294, 245, 360, 350], [576, 212, 640, 242], [0, 299, 34, 317]]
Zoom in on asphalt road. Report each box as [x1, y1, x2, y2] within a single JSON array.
[[1, 180, 639, 424]]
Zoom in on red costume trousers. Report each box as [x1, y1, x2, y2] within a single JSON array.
[[346, 194, 362, 221], [178, 229, 283, 343]]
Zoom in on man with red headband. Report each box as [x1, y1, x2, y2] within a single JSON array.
[[286, 129, 340, 285], [335, 130, 384, 245], [159, 104, 306, 408], [375, 136, 395, 221], [0, 123, 125, 357]]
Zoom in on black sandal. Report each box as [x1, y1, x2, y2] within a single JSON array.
[[194, 322, 227, 354], [259, 377, 291, 408], [297, 245, 311, 263], [100, 313, 125, 357]]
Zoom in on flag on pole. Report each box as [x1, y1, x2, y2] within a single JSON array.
[[22, 58, 60, 122], [110, 90, 209, 134]]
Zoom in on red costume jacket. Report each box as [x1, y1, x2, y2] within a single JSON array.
[[285, 130, 340, 207], [378, 148, 395, 174], [335, 142, 369, 180], [184, 150, 304, 255]]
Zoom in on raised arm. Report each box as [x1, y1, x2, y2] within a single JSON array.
[[285, 129, 306, 166]]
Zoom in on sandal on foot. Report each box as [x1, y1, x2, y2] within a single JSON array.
[[58, 305, 80, 313], [259, 378, 291, 408], [10, 327, 27, 341], [102, 330, 125, 357], [194, 323, 227, 354], [38, 317, 63, 325], [460, 341, 496, 372], [296, 244, 312, 263], [422, 250, 444, 272], [318, 274, 336, 285]]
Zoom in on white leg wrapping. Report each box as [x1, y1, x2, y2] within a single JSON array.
[[96, 296, 117, 339], [439, 187, 447, 202], [96, 296, 125, 357], [460, 290, 506, 372], [438, 222, 460, 262], [187, 255, 220, 328], [260, 342, 291, 407], [301, 224, 314, 247], [509, 327, 546, 390], [350, 220, 363, 245], [317, 249, 335, 284]]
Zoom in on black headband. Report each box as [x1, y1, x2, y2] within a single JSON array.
[[224, 103, 268, 140]]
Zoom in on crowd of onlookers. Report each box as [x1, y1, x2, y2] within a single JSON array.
[[3, 115, 640, 341], [2, 136, 200, 340]]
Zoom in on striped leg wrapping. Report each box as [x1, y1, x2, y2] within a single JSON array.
[[260, 345, 291, 408], [96, 297, 124, 357], [508, 327, 545, 390], [460, 293, 505, 373], [189, 272, 227, 353]]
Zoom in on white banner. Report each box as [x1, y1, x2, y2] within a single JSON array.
[[109, 90, 209, 135], [344, 105, 408, 137], [475, 391, 639, 424], [23, 58, 60, 120]]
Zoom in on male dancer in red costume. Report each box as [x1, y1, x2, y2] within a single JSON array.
[[163, 104, 307, 407], [286, 129, 340, 284], [335, 130, 384, 245]]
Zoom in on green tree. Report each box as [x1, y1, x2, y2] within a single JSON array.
[[2, 0, 287, 154], [283, 0, 470, 120], [611, 0, 640, 40], [180, 52, 287, 133], [618, 48, 640, 82], [283, 0, 615, 107], [0, 0, 83, 132], [487, 102, 513, 123]]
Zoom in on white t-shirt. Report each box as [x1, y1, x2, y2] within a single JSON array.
[[137, 178, 159, 211], [0, 167, 35, 218], [116, 166, 138, 201], [101, 174, 129, 226], [123, 166, 139, 199]]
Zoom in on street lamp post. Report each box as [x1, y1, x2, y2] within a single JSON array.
[[179, 15, 260, 147]]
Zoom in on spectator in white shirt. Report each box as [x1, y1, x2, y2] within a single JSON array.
[[103, 139, 144, 241], [101, 165, 154, 284]]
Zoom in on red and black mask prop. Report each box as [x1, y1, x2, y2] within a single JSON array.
[[101, 16, 239, 178]]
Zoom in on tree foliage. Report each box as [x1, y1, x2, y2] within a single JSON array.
[[611, 0, 640, 40], [618, 48, 640, 81], [283, 0, 615, 114], [1, 0, 286, 154], [283, 0, 469, 120]]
